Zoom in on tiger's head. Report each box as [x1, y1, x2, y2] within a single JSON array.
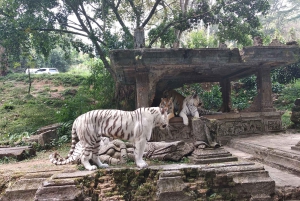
[[158, 97, 173, 129], [159, 97, 174, 121], [186, 93, 202, 107]]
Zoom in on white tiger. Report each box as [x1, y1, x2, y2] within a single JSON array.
[[49, 106, 168, 170], [179, 93, 201, 126]]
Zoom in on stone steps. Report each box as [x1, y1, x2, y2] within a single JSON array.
[[227, 138, 300, 175], [0, 171, 59, 201], [34, 171, 95, 201], [189, 147, 238, 164], [198, 161, 275, 201], [0, 162, 276, 201]]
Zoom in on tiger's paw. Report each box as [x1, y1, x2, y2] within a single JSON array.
[[136, 160, 148, 168], [86, 165, 97, 171], [99, 163, 109, 168]]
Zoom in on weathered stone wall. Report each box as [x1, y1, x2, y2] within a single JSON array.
[[151, 112, 284, 144], [76, 164, 275, 201]]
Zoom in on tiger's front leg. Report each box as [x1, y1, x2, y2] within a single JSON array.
[[134, 136, 148, 168], [91, 140, 109, 168], [179, 111, 189, 126]]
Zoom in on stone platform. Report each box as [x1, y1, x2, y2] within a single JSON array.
[[224, 132, 300, 201], [0, 162, 275, 201], [151, 112, 284, 144], [1, 133, 300, 201]]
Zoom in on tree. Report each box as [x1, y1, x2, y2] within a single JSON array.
[[1, 0, 271, 66], [1, 0, 270, 108], [259, 0, 300, 40]]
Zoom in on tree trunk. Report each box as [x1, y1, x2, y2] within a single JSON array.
[[134, 27, 145, 48]]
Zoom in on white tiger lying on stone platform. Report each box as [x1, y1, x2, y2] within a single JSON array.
[[49, 106, 168, 170]]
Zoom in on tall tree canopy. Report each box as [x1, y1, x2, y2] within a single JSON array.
[[260, 0, 300, 40], [0, 0, 270, 104], [1, 0, 270, 70]]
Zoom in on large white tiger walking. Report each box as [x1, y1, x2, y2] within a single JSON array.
[[50, 106, 168, 170]]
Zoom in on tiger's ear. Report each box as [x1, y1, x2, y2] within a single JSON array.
[[192, 93, 198, 99], [169, 97, 173, 102]]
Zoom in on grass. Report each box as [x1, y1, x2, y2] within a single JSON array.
[[0, 73, 87, 137], [281, 110, 293, 129]]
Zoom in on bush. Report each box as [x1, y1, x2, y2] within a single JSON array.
[[231, 89, 257, 111], [177, 83, 222, 111]]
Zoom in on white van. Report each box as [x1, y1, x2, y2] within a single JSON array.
[[35, 68, 59, 74], [25, 68, 39, 74]]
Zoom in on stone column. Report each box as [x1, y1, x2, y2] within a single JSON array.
[[134, 27, 145, 48], [256, 67, 275, 112], [136, 72, 150, 108], [220, 78, 231, 112]]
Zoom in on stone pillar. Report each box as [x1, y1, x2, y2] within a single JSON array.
[[134, 27, 145, 48], [220, 78, 231, 112], [136, 72, 150, 108], [256, 67, 275, 112]]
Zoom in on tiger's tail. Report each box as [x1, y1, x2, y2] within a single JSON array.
[[49, 120, 81, 165]]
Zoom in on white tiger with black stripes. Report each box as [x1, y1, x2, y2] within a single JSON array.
[[49, 106, 168, 170], [179, 93, 200, 126]]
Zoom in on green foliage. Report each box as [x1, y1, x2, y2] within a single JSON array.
[[231, 89, 257, 111], [274, 80, 300, 110], [51, 121, 73, 146], [271, 62, 300, 85], [56, 91, 94, 122], [214, 0, 270, 46], [177, 83, 222, 111], [240, 75, 257, 90], [55, 59, 115, 123], [46, 48, 71, 72], [84, 58, 116, 109], [184, 30, 218, 48], [281, 110, 293, 130], [0, 156, 17, 164], [272, 82, 285, 93], [148, 23, 177, 48]]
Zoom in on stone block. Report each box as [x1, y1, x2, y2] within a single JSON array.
[[34, 185, 84, 201], [24, 123, 61, 146], [52, 171, 94, 179], [0, 146, 36, 161]]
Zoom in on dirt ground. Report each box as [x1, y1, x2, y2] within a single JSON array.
[[0, 149, 77, 173]]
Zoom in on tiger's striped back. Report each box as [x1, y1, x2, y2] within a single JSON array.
[[50, 107, 168, 169], [163, 90, 185, 115]]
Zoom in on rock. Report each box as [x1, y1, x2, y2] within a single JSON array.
[[24, 123, 61, 146], [0, 146, 36, 161]]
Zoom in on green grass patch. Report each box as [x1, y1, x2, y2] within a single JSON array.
[[281, 110, 292, 129]]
